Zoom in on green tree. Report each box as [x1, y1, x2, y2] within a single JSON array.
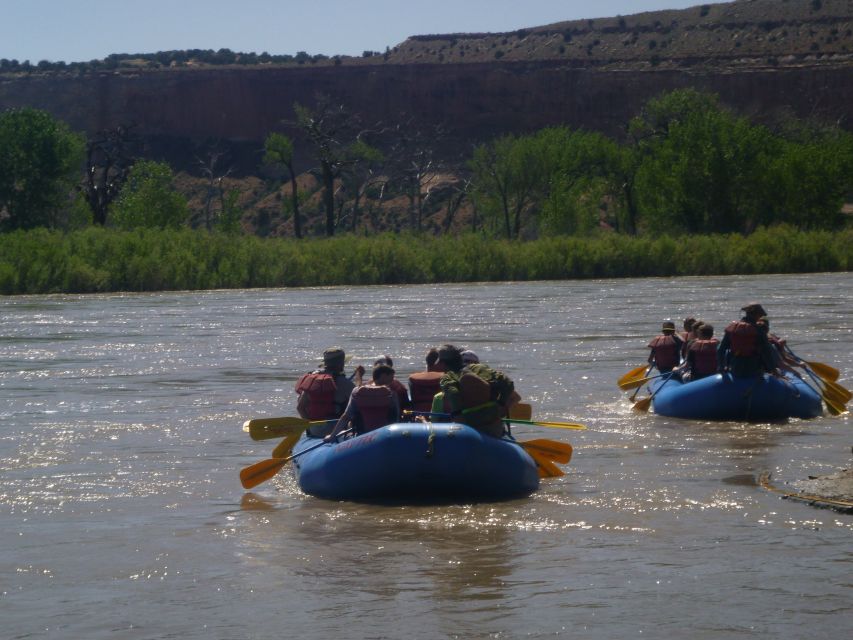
[[0, 107, 84, 231], [109, 160, 188, 230], [263, 132, 302, 238]]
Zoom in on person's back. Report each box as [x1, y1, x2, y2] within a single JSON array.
[[408, 348, 444, 412], [718, 304, 775, 377], [648, 321, 683, 373], [437, 345, 514, 438], [295, 347, 355, 420], [327, 364, 400, 439], [684, 324, 718, 381]]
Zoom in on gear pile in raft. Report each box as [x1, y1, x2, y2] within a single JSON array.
[[619, 303, 850, 421], [240, 344, 585, 502]]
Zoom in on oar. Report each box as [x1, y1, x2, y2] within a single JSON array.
[[796, 367, 847, 416], [240, 429, 353, 490], [509, 403, 533, 420], [271, 431, 305, 459], [633, 371, 674, 412], [785, 346, 845, 387], [617, 365, 651, 388], [504, 417, 587, 431], [529, 453, 564, 478], [619, 373, 665, 391], [243, 416, 336, 441], [519, 439, 572, 464]]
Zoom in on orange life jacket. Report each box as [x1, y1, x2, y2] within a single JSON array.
[[648, 334, 680, 371], [688, 338, 719, 377], [408, 371, 443, 412], [352, 385, 396, 433], [295, 372, 337, 420], [725, 321, 759, 357]]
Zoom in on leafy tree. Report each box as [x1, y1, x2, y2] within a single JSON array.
[[263, 132, 302, 238], [0, 107, 84, 231], [109, 160, 188, 230], [470, 134, 544, 238]]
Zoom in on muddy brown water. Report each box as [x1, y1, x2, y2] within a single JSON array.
[[2, 274, 851, 639]]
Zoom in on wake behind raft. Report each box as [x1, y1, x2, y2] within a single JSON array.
[[649, 372, 822, 421], [291, 422, 540, 501]]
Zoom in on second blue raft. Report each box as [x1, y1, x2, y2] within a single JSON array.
[[291, 422, 540, 501], [649, 372, 822, 421]]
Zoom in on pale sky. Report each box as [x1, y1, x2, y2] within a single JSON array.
[[0, 0, 729, 64]]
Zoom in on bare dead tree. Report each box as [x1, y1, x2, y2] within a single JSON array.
[[83, 124, 139, 225], [196, 148, 233, 230]]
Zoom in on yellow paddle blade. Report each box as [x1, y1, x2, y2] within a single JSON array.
[[239, 457, 289, 490], [806, 360, 840, 382], [520, 439, 572, 464], [617, 365, 649, 387], [244, 416, 324, 441], [528, 452, 565, 478], [822, 394, 847, 416], [822, 379, 852, 404], [271, 432, 304, 459], [632, 395, 653, 412], [619, 376, 656, 391], [509, 403, 533, 420]]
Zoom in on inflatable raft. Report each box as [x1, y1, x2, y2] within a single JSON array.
[[649, 372, 822, 421], [291, 422, 540, 501]]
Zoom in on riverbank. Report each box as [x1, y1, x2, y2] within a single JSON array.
[[1, 224, 851, 295]]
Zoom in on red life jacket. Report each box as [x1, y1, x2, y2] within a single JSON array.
[[352, 385, 395, 433], [648, 334, 680, 370], [295, 372, 337, 420], [689, 339, 719, 377], [725, 321, 759, 357], [408, 371, 443, 412]]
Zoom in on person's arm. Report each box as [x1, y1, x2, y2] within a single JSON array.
[[325, 394, 355, 441]]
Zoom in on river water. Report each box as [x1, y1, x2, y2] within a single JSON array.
[[1, 274, 851, 639]]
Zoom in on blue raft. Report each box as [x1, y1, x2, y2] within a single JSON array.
[[291, 422, 540, 501], [649, 372, 822, 421]]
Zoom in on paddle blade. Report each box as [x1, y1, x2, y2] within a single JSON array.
[[822, 394, 847, 416], [271, 432, 304, 459], [618, 365, 649, 387], [632, 396, 653, 412], [244, 416, 319, 441], [619, 376, 654, 391], [521, 439, 572, 464], [806, 361, 840, 382], [239, 457, 289, 490], [529, 452, 565, 478], [823, 379, 852, 404], [509, 403, 533, 420]]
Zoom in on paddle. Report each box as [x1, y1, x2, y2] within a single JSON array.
[[618, 365, 651, 388], [619, 373, 665, 391], [240, 429, 353, 490], [243, 416, 336, 441], [505, 417, 587, 431], [271, 431, 305, 459], [528, 453, 564, 478], [795, 366, 847, 416], [633, 371, 674, 412], [519, 439, 572, 464], [510, 403, 533, 420], [784, 346, 845, 388]]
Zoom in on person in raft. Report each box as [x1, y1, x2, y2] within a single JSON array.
[[373, 355, 412, 412], [295, 347, 363, 422], [437, 344, 517, 438], [717, 303, 778, 378], [678, 323, 719, 382], [325, 363, 400, 441], [408, 348, 445, 412], [647, 320, 684, 374]]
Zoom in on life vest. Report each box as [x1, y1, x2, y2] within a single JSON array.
[[352, 385, 395, 433], [725, 321, 759, 357], [457, 370, 506, 437], [648, 334, 680, 371], [688, 339, 719, 378], [408, 371, 443, 412], [295, 371, 337, 420]]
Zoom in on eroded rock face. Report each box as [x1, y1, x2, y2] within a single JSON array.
[[1, 61, 851, 174]]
